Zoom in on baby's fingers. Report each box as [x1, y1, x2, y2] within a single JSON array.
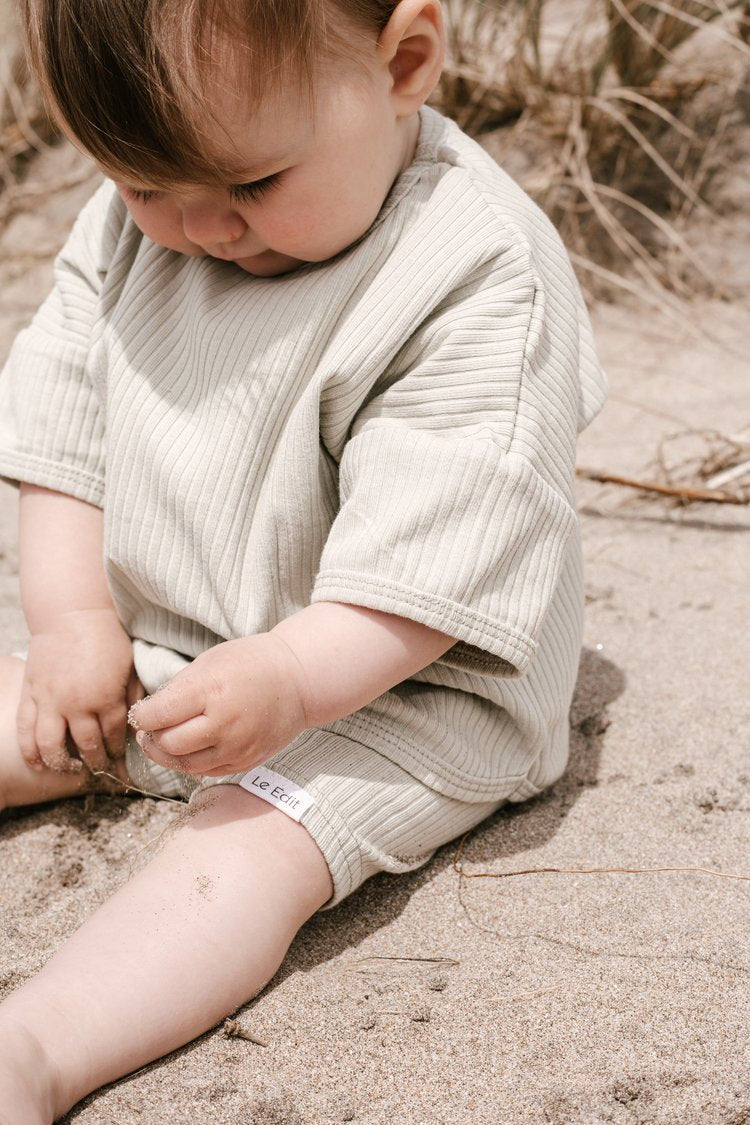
[[34, 710, 82, 774], [68, 714, 109, 774], [99, 700, 130, 760], [16, 691, 42, 770], [142, 734, 223, 777], [129, 675, 205, 735], [137, 715, 214, 760]]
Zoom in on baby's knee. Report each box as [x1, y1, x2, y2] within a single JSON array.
[[186, 782, 274, 827], [182, 782, 333, 908]]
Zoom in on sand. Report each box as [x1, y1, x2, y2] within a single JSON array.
[[1, 138, 749, 1124]]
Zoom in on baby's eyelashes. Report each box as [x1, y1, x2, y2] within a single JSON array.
[[119, 175, 284, 208], [228, 173, 283, 203], [121, 186, 159, 204]]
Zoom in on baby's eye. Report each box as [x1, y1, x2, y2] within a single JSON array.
[[229, 174, 282, 203]]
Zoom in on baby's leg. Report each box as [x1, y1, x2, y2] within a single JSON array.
[[0, 784, 332, 1122], [0, 655, 129, 810]]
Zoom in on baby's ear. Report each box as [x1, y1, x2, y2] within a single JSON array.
[[379, 0, 445, 113]]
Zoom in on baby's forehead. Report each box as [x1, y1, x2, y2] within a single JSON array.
[[190, 89, 316, 178], [30, 0, 380, 190], [106, 77, 316, 189]]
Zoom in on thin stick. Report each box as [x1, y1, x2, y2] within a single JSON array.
[[453, 835, 750, 883], [91, 768, 185, 805], [705, 458, 750, 490], [347, 956, 459, 969], [575, 467, 748, 504]]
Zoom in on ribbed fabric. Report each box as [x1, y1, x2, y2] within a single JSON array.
[[126, 727, 502, 906], [0, 107, 606, 804]]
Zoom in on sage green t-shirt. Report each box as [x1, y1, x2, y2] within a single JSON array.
[[0, 108, 607, 803]]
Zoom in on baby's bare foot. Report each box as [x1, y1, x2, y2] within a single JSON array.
[[0, 750, 88, 811], [0, 744, 132, 812]]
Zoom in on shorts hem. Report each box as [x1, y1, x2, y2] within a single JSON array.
[[196, 765, 368, 908]]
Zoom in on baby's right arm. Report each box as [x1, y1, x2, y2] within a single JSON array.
[[17, 484, 143, 774]]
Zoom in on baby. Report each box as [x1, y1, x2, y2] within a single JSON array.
[[0, 0, 606, 1117]]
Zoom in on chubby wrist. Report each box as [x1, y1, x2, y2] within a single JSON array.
[[261, 630, 314, 732], [28, 605, 125, 637], [269, 602, 455, 731]]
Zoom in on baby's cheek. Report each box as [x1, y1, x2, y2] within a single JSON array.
[[261, 208, 310, 248], [281, 211, 360, 261], [126, 204, 204, 257]]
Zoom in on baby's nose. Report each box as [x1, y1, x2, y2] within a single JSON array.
[[180, 201, 247, 247]]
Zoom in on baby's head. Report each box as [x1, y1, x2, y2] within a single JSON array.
[[22, 0, 444, 275]]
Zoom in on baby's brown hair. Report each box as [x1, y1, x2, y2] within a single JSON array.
[[22, 0, 399, 186]]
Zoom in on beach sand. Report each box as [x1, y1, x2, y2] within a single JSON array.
[[1, 140, 749, 1124]]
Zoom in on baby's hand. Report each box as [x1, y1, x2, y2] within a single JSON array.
[[18, 608, 144, 774], [128, 635, 308, 777]]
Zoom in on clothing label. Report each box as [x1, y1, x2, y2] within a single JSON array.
[[239, 766, 315, 822]]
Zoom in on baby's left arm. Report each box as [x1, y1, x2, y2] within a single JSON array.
[[130, 604, 455, 776]]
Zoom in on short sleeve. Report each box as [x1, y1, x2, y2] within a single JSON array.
[[0, 181, 124, 505], [312, 430, 576, 676], [312, 249, 587, 678]]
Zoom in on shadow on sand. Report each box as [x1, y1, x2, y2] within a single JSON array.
[[59, 646, 626, 1120], [274, 644, 626, 981]]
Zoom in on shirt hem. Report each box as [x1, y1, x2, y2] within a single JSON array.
[[312, 571, 535, 675], [0, 455, 104, 507]]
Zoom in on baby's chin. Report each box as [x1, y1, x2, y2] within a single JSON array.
[[181, 244, 306, 278], [231, 250, 306, 277]]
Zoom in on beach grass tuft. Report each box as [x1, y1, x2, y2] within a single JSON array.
[[431, 0, 750, 298], [2, 0, 749, 299]]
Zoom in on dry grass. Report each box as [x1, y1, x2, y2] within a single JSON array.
[[0, 22, 53, 177], [1, 1, 749, 302], [432, 0, 750, 301], [0, 15, 61, 230]]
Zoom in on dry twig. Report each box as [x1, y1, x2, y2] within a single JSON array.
[[91, 768, 185, 805], [222, 1018, 268, 1046], [453, 833, 750, 883], [575, 466, 749, 504]]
